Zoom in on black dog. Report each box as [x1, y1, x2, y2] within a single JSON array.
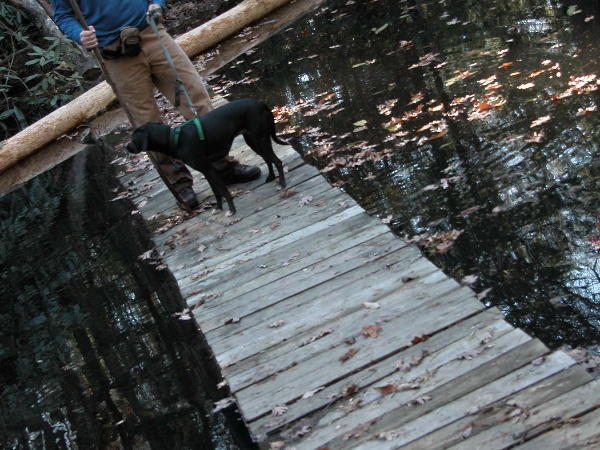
[[126, 99, 288, 214]]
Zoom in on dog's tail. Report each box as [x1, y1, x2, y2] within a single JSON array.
[[265, 103, 290, 146]]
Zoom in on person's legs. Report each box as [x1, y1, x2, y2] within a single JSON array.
[[103, 38, 196, 204], [144, 26, 261, 182]]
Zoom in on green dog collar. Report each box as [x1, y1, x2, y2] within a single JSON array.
[[173, 116, 204, 149]]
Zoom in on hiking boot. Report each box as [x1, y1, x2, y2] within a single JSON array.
[[178, 186, 199, 210], [220, 163, 261, 185]]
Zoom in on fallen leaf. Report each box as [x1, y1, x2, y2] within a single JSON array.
[[362, 324, 382, 338], [340, 348, 359, 362], [531, 115, 551, 128], [461, 425, 473, 439], [212, 397, 235, 413], [272, 405, 289, 416], [412, 395, 432, 405], [224, 317, 241, 325], [461, 274, 479, 285], [301, 387, 324, 399], [364, 302, 381, 309], [279, 189, 298, 198], [374, 384, 397, 396], [411, 334, 430, 345], [457, 347, 485, 360], [298, 196, 314, 207]]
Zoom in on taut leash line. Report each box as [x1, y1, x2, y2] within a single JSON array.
[[148, 12, 198, 116]]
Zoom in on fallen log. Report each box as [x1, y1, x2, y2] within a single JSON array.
[[0, 0, 291, 174]]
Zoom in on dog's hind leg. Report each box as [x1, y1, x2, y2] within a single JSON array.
[[243, 134, 286, 188]]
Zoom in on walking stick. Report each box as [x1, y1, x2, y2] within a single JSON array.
[[66, 0, 192, 212]]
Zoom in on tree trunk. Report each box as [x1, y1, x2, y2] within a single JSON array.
[[0, 0, 291, 174]]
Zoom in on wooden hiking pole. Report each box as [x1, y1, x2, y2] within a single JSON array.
[[66, 0, 192, 212]]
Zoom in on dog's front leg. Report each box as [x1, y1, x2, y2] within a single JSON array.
[[204, 167, 236, 214]]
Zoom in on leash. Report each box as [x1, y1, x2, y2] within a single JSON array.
[[147, 12, 198, 116], [65, 0, 192, 212]]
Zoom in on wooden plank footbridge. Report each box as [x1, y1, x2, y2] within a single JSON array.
[[115, 98, 599, 449]]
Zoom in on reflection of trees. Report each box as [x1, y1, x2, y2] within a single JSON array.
[[0, 145, 216, 447], [217, 0, 599, 347]]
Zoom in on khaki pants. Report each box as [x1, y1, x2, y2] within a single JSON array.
[[104, 25, 225, 189]]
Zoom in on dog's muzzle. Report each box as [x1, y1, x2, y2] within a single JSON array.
[[126, 142, 142, 154]]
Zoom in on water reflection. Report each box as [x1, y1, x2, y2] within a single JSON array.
[[207, 0, 599, 348], [0, 145, 235, 448]]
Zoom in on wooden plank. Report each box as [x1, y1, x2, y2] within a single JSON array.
[[197, 229, 412, 335], [158, 171, 347, 277], [183, 203, 367, 311], [295, 340, 552, 449], [410, 365, 595, 449], [513, 404, 600, 450], [249, 308, 513, 435], [209, 245, 434, 368], [236, 276, 483, 423], [222, 251, 438, 388], [153, 173, 349, 268], [442, 376, 600, 449], [187, 213, 392, 309]]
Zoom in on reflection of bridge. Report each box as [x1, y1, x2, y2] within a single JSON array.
[[119, 98, 598, 449]]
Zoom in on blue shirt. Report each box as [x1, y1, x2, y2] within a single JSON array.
[[51, 0, 166, 47]]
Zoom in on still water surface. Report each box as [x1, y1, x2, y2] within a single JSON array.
[[0, 148, 239, 448], [1, 0, 598, 448], [208, 0, 600, 349]]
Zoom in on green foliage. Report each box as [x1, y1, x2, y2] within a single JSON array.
[[0, 3, 84, 138]]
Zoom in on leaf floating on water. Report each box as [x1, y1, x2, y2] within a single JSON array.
[[530, 115, 551, 128], [372, 23, 389, 34], [461, 274, 479, 285], [212, 397, 235, 413]]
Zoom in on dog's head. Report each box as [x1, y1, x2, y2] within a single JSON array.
[[126, 125, 150, 154]]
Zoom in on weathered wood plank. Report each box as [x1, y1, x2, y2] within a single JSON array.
[[438, 375, 598, 449], [236, 276, 484, 422], [295, 338, 552, 449], [249, 308, 513, 435], [513, 404, 600, 450], [197, 230, 411, 335], [187, 212, 391, 310], [155, 177, 354, 277], [160, 173, 349, 278], [352, 350, 578, 449], [208, 244, 433, 368], [223, 251, 439, 389]]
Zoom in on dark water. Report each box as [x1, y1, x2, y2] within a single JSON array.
[[208, 0, 600, 349], [0, 143, 240, 448]]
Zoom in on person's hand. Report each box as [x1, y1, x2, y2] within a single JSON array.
[[80, 26, 97, 49], [147, 4, 164, 25]]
